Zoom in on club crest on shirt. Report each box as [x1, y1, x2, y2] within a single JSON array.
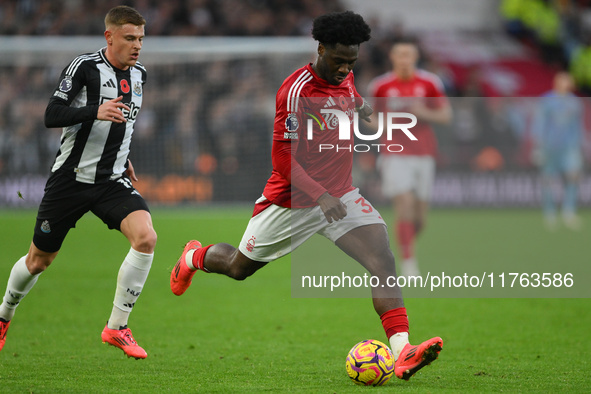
[[246, 236, 256, 252], [285, 112, 299, 131], [40, 220, 51, 234], [133, 81, 142, 97], [59, 76, 73, 92]]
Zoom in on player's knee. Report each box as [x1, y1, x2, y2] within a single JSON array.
[[132, 229, 157, 253], [229, 269, 251, 281], [228, 265, 256, 281], [145, 229, 158, 250], [362, 250, 396, 278], [376, 250, 397, 275], [26, 254, 54, 275]]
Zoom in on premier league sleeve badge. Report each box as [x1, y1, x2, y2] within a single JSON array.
[[285, 112, 299, 132], [59, 76, 73, 92]]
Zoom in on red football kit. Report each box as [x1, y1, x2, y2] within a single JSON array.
[[369, 70, 447, 157], [261, 64, 362, 209]]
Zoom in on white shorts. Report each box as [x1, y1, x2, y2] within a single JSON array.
[[238, 188, 386, 262], [378, 154, 435, 200]]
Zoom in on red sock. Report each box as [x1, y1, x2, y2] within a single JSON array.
[[191, 245, 213, 272], [380, 307, 409, 338], [397, 221, 415, 260]]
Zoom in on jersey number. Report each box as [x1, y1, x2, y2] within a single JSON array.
[[355, 197, 373, 213]]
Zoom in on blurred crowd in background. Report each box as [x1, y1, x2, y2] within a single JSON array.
[[500, 0, 591, 92], [0, 0, 590, 204], [0, 0, 343, 36]]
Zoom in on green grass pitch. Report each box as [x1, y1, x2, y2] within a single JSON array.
[[0, 207, 589, 392]]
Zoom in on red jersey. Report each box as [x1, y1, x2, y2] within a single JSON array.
[[262, 64, 360, 209], [369, 70, 447, 157]]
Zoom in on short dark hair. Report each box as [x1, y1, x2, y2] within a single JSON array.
[[311, 11, 371, 47], [105, 5, 146, 29]]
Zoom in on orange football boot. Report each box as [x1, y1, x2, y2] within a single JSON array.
[[101, 324, 147, 359], [0, 319, 10, 352], [395, 337, 443, 380], [170, 240, 202, 296]]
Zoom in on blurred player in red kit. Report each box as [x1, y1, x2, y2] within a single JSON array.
[[171, 11, 442, 380], [368, 38, 452, 277]]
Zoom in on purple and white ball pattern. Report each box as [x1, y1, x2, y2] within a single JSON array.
[[346, 339, 395, 386]]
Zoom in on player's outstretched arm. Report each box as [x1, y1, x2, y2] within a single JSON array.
[[273, 140, 347, 222], [45, 97, 99, 128], [272, 139, 326, 199], [45, 57, 133, 129]]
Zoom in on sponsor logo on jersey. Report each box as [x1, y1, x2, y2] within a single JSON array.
[[100, 97, 141, 121], [305, 97, 355, 131], [133, 81, 142, 97], [120, 79, 130, 94], [40, 220, 51, 233], [121, 101, 140, 121], [59, 76, 73, 92], [102, 79, 116, 88], [285, 112, 299, 131], [324, 97, 336, 108]]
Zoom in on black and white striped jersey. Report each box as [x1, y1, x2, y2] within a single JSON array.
[[45, 47, 146, 184]]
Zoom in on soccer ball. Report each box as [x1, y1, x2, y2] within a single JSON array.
[[345, 339, 395, 386]]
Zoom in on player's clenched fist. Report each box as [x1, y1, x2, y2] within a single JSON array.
[[356, 99, 373, 122], [97, 96, 130, 123], [317, 192, 347, 223]]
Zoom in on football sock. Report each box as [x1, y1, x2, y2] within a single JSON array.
[[0, 255, 41, 322], [380, 307, 409, 360], [562, 182, 578, 216], [190, 245, 213, 272], [184, 250, 197, 271], [108, 248, 153, 330], [380, 307, 409, 337], [389, 332, 410, 361], [397, 221, 415, 260]]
